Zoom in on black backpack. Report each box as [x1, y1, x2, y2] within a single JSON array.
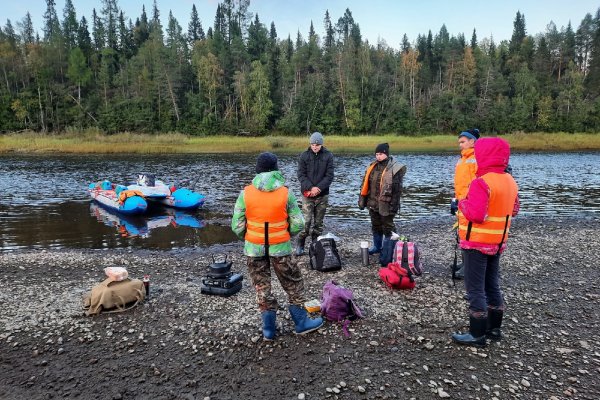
[[309, 238, 342, 272]]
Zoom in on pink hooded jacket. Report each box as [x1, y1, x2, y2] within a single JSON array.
[[458, 138, 520, 255]]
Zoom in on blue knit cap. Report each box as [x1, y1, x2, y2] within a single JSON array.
[[459, 128, 480, 141]]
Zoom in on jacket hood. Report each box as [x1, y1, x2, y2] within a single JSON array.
[[474, 138, 510, 176], [252, 170, 286, 192]]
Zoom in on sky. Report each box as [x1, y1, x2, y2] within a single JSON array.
[[2, 0, 599, 48]]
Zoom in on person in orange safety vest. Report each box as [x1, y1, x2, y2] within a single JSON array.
[[451, 128, 480, 280], [231, 152, 323, 340], [451, 137, 519, 347]]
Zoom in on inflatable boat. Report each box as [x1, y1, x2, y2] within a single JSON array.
[[130, 174, 205, 209], [88, 180, 147, 215]]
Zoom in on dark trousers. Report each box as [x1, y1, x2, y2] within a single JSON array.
[[463, 249, 504, 317], [368, 209, 396, 236]]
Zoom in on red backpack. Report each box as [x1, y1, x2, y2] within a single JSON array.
[[378, 239, 423, 290], [379, 262, 415, 290]]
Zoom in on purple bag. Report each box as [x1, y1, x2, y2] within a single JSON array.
[[321, 280, 363, 336]]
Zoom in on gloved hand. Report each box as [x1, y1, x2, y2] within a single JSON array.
[[450, 198, 458, 215]]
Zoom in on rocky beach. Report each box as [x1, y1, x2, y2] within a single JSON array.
[[1, 215, 599, 400]]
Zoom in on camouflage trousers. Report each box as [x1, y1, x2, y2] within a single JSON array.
[[247, 255, 306, 311], [298, 194, 329, 241]]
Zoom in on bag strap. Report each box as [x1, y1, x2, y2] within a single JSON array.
[[407, 242, 415, 274], [395, 241, 405, 264], [495, 215, 510, 256], [103, 287, 145, 314]]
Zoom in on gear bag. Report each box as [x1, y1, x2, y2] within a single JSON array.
[[379, 262, 415, 290], [320, 280, 363, 336], [309, 238, 342, 272], [83, 278, 145, 315]]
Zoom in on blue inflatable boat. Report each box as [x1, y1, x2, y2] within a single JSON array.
[[88, 180, 147, 215]]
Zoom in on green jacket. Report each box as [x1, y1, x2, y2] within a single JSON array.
[[231, 170, 305, 257]]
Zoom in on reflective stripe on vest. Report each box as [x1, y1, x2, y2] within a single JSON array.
[[458, 173, 518, 245], [244, 185, 290, 245]]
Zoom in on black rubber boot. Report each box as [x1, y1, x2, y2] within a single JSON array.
[[486, 309, 503, 341], [451, 315, 487, 347], [295, 236, 306, 256]]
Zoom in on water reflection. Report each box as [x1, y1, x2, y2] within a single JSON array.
[[0, 152, 599, 251]]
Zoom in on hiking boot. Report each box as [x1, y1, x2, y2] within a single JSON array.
[[486, 309, 503, 341], [261, 310, 277, 341], [451, 315, 487, 347], [294, 237, 306, 256], [289, 304, 323, 335], [368, 233, 383, 255]]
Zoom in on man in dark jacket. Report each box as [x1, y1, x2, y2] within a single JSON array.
[[295, 132, 334, 256], [358, 143, 406, 258]]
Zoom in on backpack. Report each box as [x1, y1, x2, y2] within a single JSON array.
[[394, 239, 423, 276], [320, 280, 363, 336], [309, 238, 342, 272], [378, 262, 416, 290], [378, 239, 423, 290]]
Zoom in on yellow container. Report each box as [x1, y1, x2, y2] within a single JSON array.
[[304, 299, 321, 313]]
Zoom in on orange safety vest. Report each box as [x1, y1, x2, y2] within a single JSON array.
[[243, 185, 290, 245], [118, 189, 144, 204], [454, 148, 477, 200], [458, 173, 518, 247]]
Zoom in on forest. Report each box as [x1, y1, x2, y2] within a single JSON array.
[[1, 0, 600, 136]]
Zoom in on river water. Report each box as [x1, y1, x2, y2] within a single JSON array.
[[1, 152, 598, 251]]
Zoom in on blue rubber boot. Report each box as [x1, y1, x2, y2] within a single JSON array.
[[368, 233, 383, 255], [289, 305, 323, 335], [261, 310, 277, 340]]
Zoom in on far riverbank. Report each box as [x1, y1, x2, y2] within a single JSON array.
[[1, 131, 600, 154]]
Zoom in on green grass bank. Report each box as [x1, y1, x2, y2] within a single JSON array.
[[1, 131, 599, 154]]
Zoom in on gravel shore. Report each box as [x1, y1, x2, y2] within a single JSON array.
[[1, 215, 599, 400]]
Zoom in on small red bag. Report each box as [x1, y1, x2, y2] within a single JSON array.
[[378, 262, 415, 290]]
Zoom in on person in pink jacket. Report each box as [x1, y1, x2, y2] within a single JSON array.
[[451, 137, 520, 347]]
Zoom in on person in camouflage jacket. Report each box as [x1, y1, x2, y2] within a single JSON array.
[[231, 152, 323, 340]]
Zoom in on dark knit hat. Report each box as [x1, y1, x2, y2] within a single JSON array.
[[375, 143, 389, 155], [255, 152, 279, 173]]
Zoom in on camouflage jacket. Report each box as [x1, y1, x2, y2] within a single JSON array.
[[231, 170, 305, 257]]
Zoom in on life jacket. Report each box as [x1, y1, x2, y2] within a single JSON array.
[[454, 148, 477, 200], [458, 173, 518, 248], [118, 189, 144, 204], [243, 185, 290, 245]]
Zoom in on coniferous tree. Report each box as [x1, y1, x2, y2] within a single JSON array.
[[62, 0, 78, 49], [92, 9, 105, 50], [43, 0, 61, 42], [77, 16, 92, 58], [509, 11, 526, 56], [20, 12, 35, 45], [187, 4, 205, 50], [133, 7, 149, 48]]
